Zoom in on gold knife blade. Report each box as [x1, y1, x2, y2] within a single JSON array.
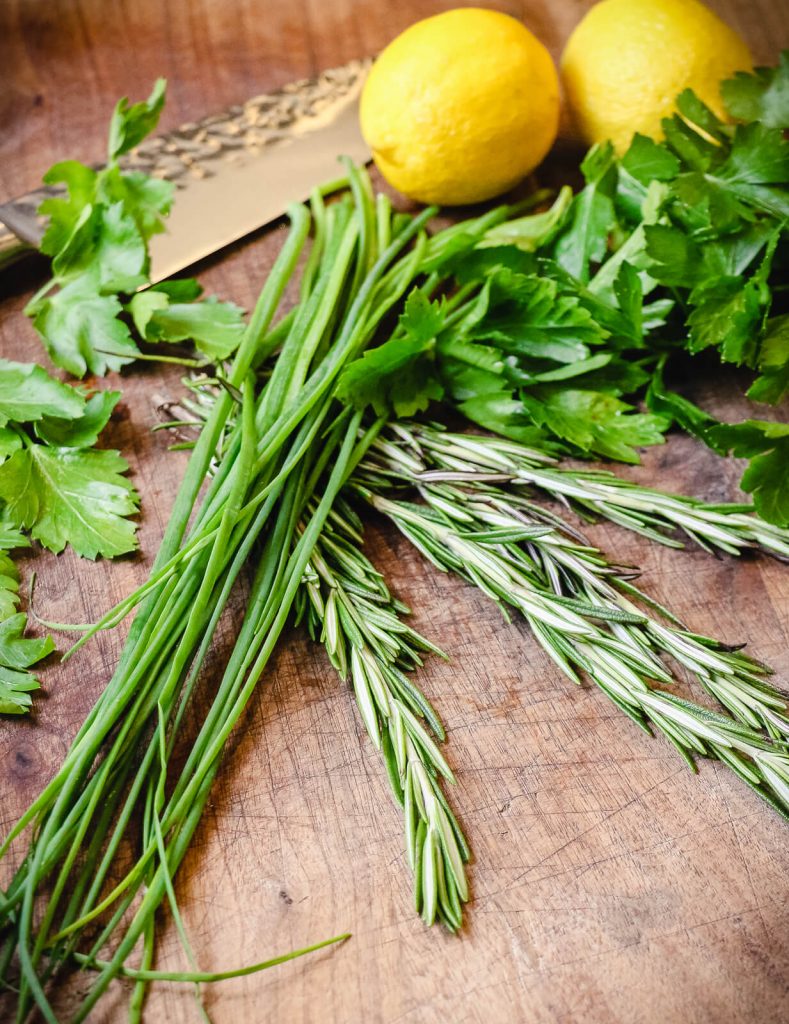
[[0, 59, 371, 282]]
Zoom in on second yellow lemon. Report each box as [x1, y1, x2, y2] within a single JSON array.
[[561, 0, 752, 153], [360, 9, 560, 206]]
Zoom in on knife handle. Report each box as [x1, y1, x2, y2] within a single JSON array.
[[0, 221, 34, 271]]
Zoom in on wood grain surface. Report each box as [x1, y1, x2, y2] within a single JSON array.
[[1, 2, 788, 1022]]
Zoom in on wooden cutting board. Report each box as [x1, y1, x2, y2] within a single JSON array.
[[1, 2, 788, 1021]]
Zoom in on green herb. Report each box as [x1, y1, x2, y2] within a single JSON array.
[[0, 167, 518, 1021], [0, 611, 54, 716], [338, 57, 789, 522], [128, 283, 246, 361], [0, 525, 26, 620], [0, 359, 138, 558], [354, 437, 789, 810], [4, 55, 789, 1017], [296, 501, 469, 929], [336, 289, 446, 416], [0, 525, 54, 715], [721, 52, 789, 131], [26, 81, 246, 376], [379, 422, 789, 559], [342, 239, 671, 462], [708, 419, 789, 527]]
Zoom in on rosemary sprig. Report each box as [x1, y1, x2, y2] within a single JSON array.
[[376, 422, 789, 559], [361, 425, 789, 742], [293, 497, 470, 929], [352, 463, 789, 818]]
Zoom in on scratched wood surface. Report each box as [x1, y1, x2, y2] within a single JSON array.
[[1, 1, 788, 1021]]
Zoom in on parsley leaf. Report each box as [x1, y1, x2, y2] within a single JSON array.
[[722, 52, 789, 130], [708, 420, 789, 526], [28, 81, 175, 377], [0, 358, 85, 425], [0, 447, 139, 560], [34, 391, 121, 448], [337, 291, 445, 417], [0, 359, 138, 557], [0, 613, 54, 716], [553, 143, 618, 282], [621, 134, 681, 184], [0, 525, 28, 620], [128, 285, 246, 361], [0, 526, 54, 715], [520, 389, 668, 463], [469, 271, 607, 362], [28, 277, 140, 377], [30, 83, 244, 377], [108, 78, 167, 161], [39, 162, 99, 258], [686, 275, 768, 364], [747, 315, 789, 404]]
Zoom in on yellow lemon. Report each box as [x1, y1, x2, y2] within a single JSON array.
[[561, 0, 751, 153], [360, 8, 560, 205]]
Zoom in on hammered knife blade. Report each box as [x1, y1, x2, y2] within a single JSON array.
[[0, 59, 371, 281]]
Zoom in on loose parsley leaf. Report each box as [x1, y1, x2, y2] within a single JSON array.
[[31, 85, 241, 377], [0, 525, 28, 620], [98, 167, 175, 239], [337, 291, 445, 417], [521, 389, 668, 463], [108, 78, 167, 161], [708, 420, 789, 526], [29, 81, 175, 377], [0, 361, 137, 558], [34, 391, 121, 448], [39, 162, 99, 258], [0, 358, 85, 426], [0, 447, 139, 559], [128, 288, 246, 361], [0, 614, 54, 716], [0, 527, 53, 715], [93, 202, 149, 293], [28, 277, 140, 377], [0, 431, 22, 461], [722, 52, 789, 130]]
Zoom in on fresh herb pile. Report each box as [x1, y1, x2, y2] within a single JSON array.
[[0, 57, 788, 1022], [337, 55, 789, 522], [0, 128, 525, 1018]]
